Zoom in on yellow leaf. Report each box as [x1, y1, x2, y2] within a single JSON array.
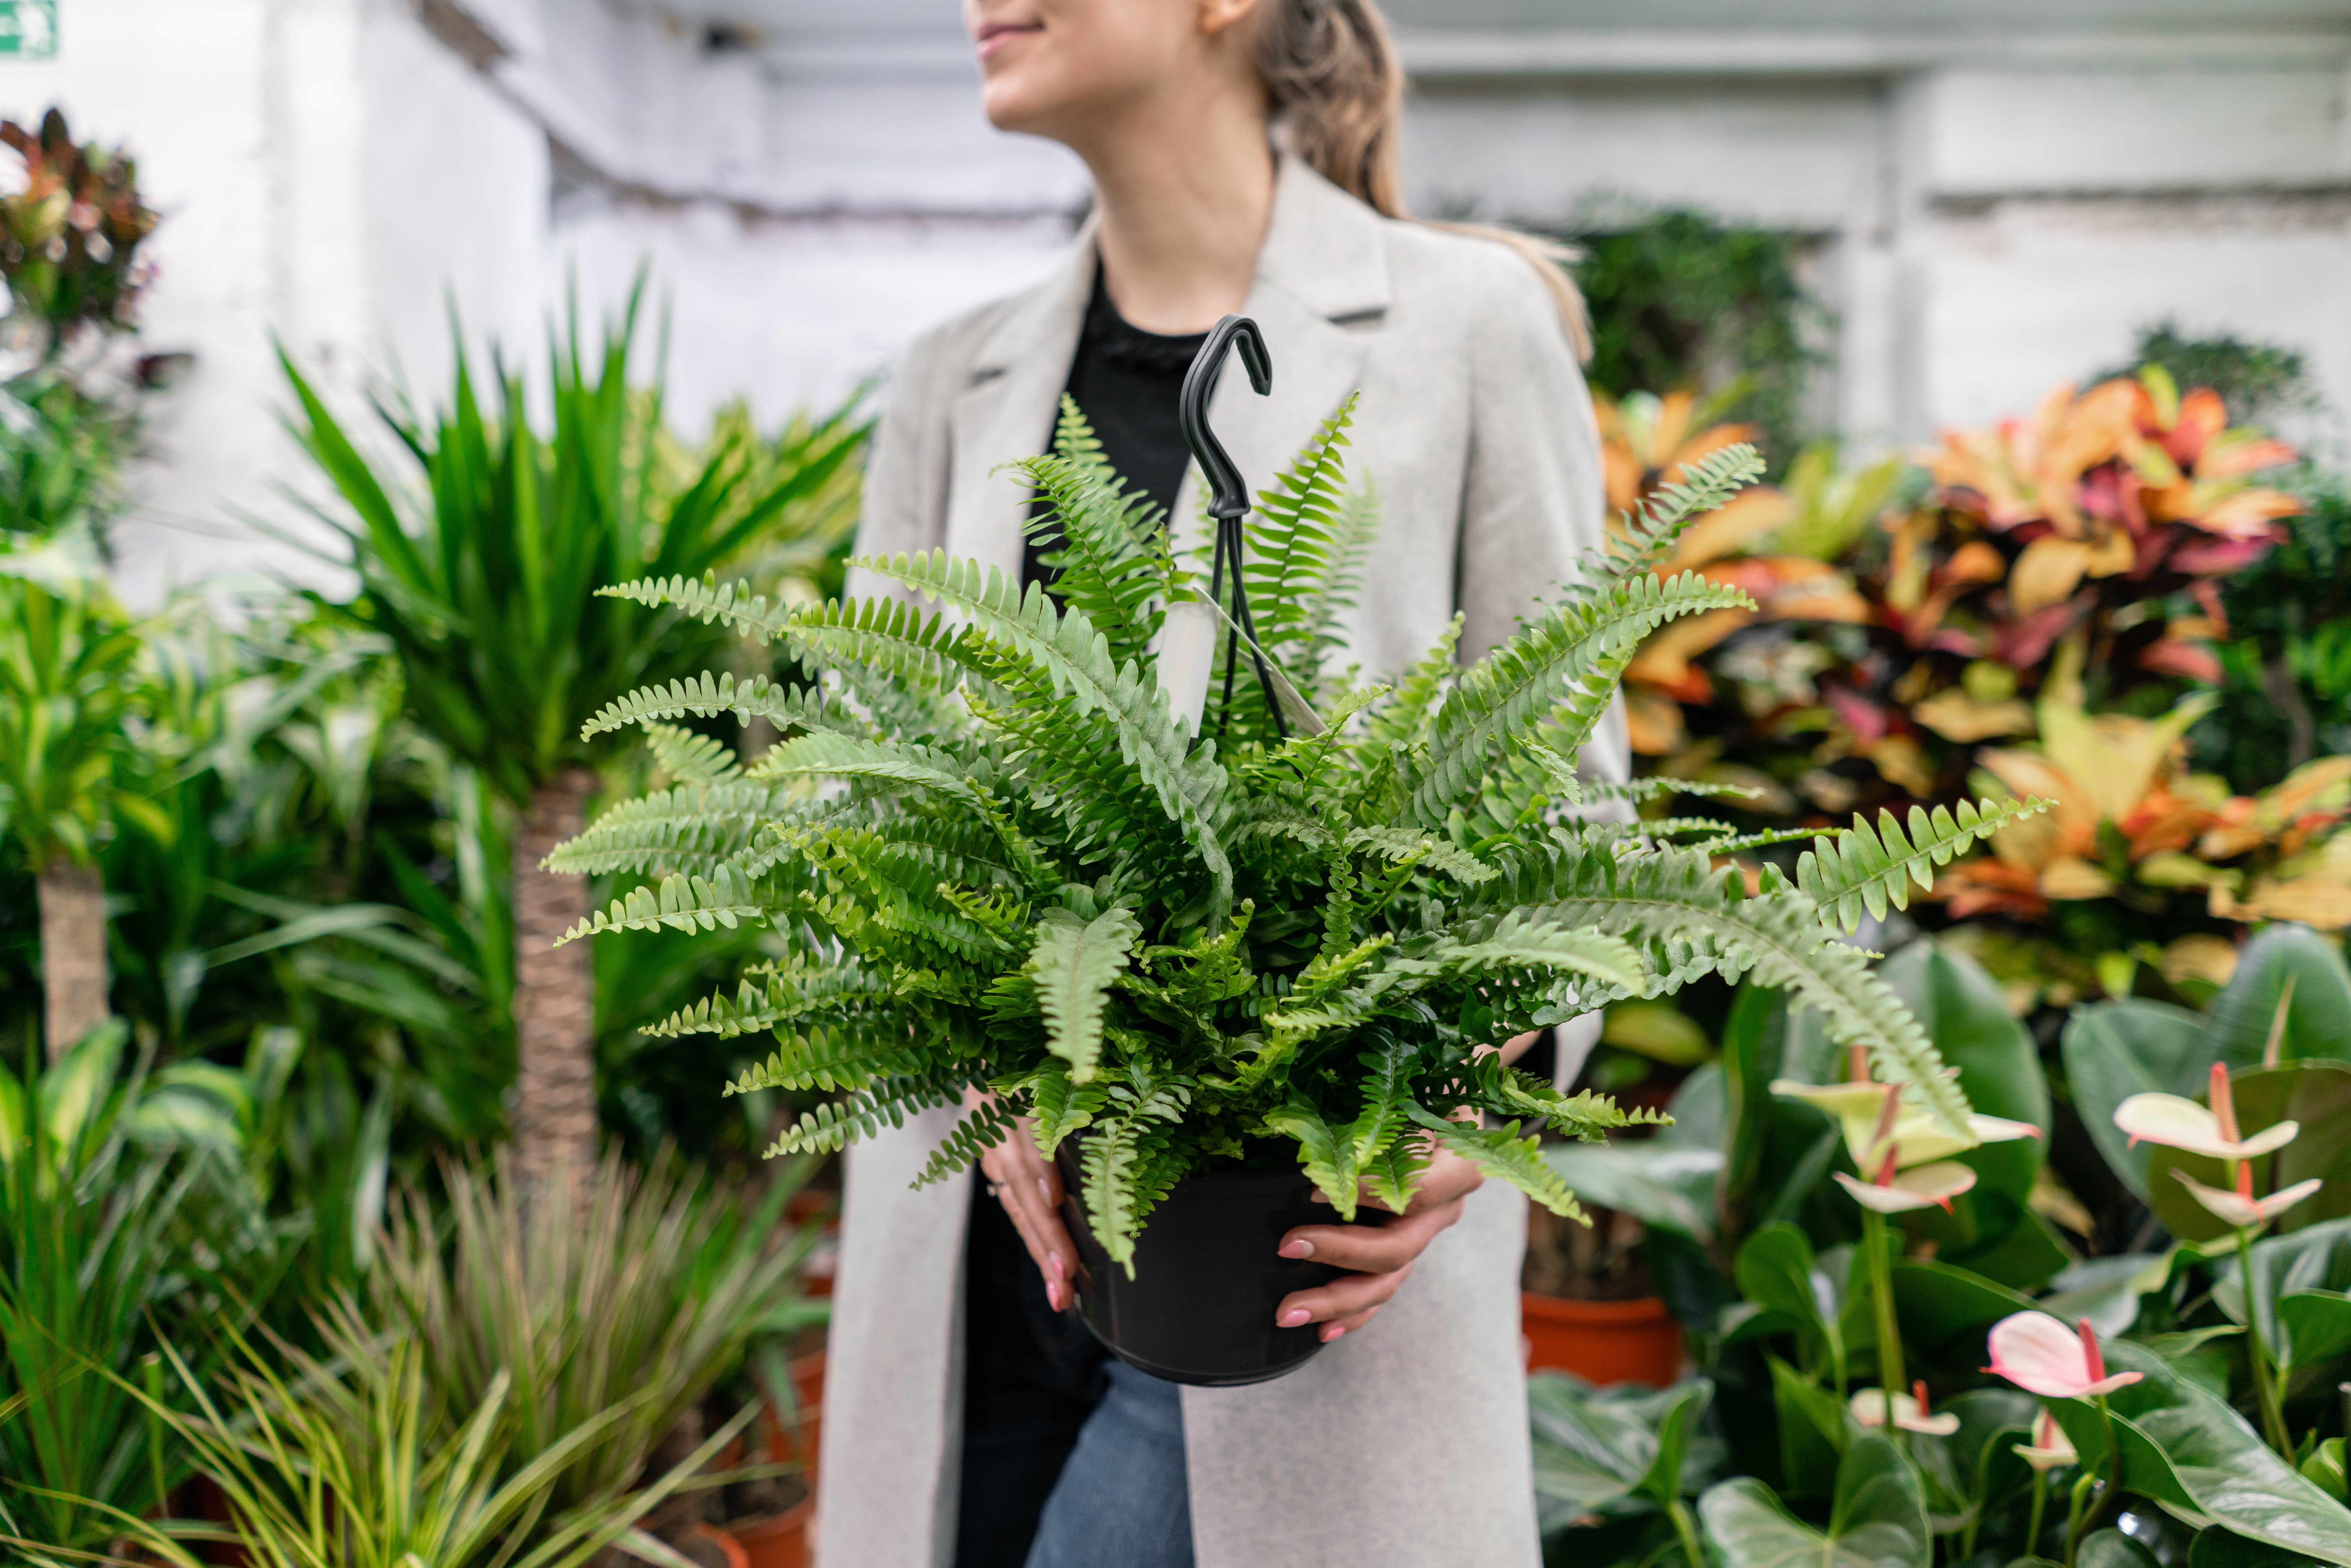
[[2216, 877, 2351, 929], [2161, 934, 2240, 989], [1667, 489, 1796, 572], [2009, 536, 2093, 616], [1913, 689, 2034, 743], [2040, 857, 2117, 900]]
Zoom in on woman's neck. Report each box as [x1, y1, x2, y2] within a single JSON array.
[[1075, 86, 1276, 336]]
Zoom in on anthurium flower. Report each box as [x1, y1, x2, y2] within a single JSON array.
[[1986, 1312, 2143, 1399], [1834, 1151, 1977, 1214], [2115, 1062, 2297, 1161], [1772, 1075, 2038, 1169], [1851, 1381, 1961, 1436], [2013, 1408, 2077, 1471], [2171, 1163, 2323, 1229]]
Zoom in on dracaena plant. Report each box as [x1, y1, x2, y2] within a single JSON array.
[[549, 400, 2038, 1270]]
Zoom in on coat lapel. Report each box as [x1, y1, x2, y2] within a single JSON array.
[[1178, 162, 1392, 565], [944, 229, 1098, 579]]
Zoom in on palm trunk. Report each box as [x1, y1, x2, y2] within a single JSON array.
[[513, 767, 599, 1191], [37, 860, 109, 1063]]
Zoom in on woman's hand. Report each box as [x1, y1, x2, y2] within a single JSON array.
[[1266, 1029, 1542, 1343], [970, 1089, 1079, 1313], [1270, 1145, 1486, 1343]]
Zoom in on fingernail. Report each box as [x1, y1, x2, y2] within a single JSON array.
[[1279, 1239, 1313, 1259], [1048, 1251, 1066, 1279], [1321, 1324, 1346, 1343], [1047, 1281, 1062, 1310], [1038, 1177, 1056, 1204], [1277, 1307, 1311, 1328]]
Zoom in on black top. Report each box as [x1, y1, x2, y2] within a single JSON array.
[[1021, 268, 1208, 593]]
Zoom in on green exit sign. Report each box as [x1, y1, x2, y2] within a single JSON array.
[[0, 0, 56, 57]]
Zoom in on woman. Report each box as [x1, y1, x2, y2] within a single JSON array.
[[818, 2, 1622, 1565]]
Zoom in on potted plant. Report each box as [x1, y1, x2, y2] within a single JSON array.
[[554, 321, 2034, 1386]]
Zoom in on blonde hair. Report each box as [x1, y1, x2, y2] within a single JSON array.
[[1253, 0, 1592, 361]]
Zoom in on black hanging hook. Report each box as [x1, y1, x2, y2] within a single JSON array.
[[1177, 315, 1288, 742]]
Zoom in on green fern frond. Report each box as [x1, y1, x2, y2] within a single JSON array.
[[557, 863, 768, 944], [914, 1095, 1022, 1188], [642, 723, 742, 786], [724, 1017, 936, 1094], [1263, 1095, 1360, 1218], [1028, 1069, 1112, 1156], [1601, 444, 1768, 582], [1359, 614, 1462, 752], [599, 574, 792, 643], [1081, 1077, 1192, 1275], [1506, 841, 1974, 1137], [1405, 1104, 1590, 1222], [754, 730, 1055, 889], [1796, 798, 2052, 933], [1416, 914, 1649, 992], [759, 1068, 970, 1158], [1028, 905, 1143, 1085], [545, 779, 812, 877], [1344, 826, 1497, 885], [1407, 572, 1753, 829], [859, 549, 1231, 899], [582, 670, 857, 744]]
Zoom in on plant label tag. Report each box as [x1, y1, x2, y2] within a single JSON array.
[[1157, 596, 1217, 736]]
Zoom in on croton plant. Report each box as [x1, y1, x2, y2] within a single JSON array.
[[547, 401, 2040, 1270]]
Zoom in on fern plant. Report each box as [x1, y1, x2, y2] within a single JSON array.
[[552, 400, 2044, 1273]]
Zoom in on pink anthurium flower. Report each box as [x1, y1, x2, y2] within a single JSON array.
[[1986, 1312, 2143, 1399], [2171, 1164, 2323, 1229], [1851, 1380, 1961, 1436], [2013, 1408, 2077, 1471], [1833, 1149, 1978, 1214], [2114, 1063, 2298, 1161], [1773, 1063, 2039, 1170]]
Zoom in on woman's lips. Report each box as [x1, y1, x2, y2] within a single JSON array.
[[975, 22, 1039, 60]]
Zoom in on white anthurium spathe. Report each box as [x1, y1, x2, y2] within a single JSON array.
[[1851, 1382, 1961, 1437], [2171, 1166, 2324, 1229], [2115, 1062, 2298, 1163], [1772, 1074, 2040, 1171], [1833, 1156, 1978, 1215], [2013, 1408, 2077, 1471]]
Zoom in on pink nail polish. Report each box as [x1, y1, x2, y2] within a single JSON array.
[[1047, 1281, 1062, 1311], [1277, 1307, 1311, 1328], [1322, 1325, 1347, 1343], [1048, 1251, 1066, 1279], [1279, 1239, 1313, 1259]]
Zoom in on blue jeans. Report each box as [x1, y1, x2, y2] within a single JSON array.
[[957, 1181, 1194, 1568], [1024, 1360, 1194, 1568]]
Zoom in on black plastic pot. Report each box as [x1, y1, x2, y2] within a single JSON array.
[[1052, 1143, 1388, 1387]]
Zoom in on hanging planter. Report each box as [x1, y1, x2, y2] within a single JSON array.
[[557, 317, 2036, 1388]]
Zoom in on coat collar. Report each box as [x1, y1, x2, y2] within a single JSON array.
[[947, 157, 1391, 580]]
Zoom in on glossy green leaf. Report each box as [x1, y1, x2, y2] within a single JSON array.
[[1766, 1353, 1850, 1500], [1699, 1433, 1930, 1568], [1910, 1389, 2039, 1535], [2188, 1524, 2328, 1568], [1718, 985, 1791, 1256], [2211, 1220, 2351, 1384], [1888, 1260, 2038, 1351], [2044, 1341, 2351, 1566], [2302, 1440, 2346, 1505], [2040, 1254, 2169, 1341], [2148, 1064, 2351, 1241], [1528, 1372, 1723, 1520], [2078, 1528, 2163, 1568], [2207, 924, 2351, 1068], [1873, 942, 2052, 1278], [2061, 999, 2211, 1205], [1735, 1223, 1843, 1381]]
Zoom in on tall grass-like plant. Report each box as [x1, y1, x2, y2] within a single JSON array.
[[371, 1149, 822, 1516], [112, 1303, 754, 1568], [555, 404, 2045, 1269], [281, 291, 869, 1185], [0, 1028, 224, 1558], [0, 556, 163, 1058]]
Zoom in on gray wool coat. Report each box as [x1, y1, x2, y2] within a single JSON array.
[[814, 158, 1623, 1568]]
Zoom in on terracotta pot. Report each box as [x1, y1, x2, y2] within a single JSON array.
[[695, 1523, 751, 1568], [729, 1501, 813, 1568], [1521, 1293, 1684, 1388], [760, 1351, 827, 1472]]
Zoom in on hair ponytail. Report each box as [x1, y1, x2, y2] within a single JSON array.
[[1253, 0, 1593, 362]]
